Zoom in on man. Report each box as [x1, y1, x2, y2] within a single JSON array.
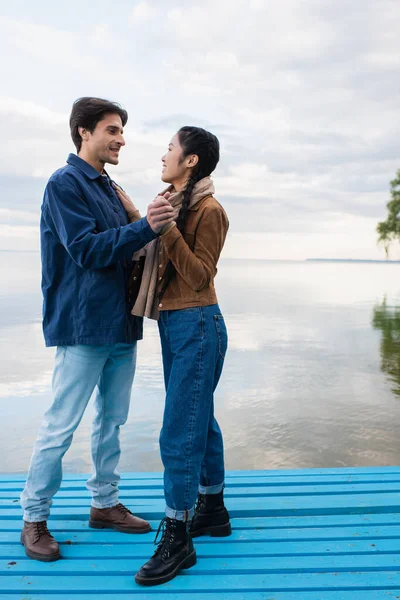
[[20, 97, 174, 562]]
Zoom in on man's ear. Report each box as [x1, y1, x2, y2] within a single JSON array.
[[78, 126, 89, 142], [187, 154, 199, 168]]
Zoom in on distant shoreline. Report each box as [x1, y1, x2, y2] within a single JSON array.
[[0, 249, 39, 253], [307, 258, 400, 264], [1, 250, 399, 264]]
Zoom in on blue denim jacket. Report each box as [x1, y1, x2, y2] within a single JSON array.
[[40, 153, 157, 347]]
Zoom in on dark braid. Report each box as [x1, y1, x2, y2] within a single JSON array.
[[159, 126, 220, 301], [176, 172, 202, 233]]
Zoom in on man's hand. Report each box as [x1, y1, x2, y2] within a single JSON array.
[[146, 192, 174, 234]]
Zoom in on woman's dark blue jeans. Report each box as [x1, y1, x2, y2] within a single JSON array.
[[158, 304, 227, 521]]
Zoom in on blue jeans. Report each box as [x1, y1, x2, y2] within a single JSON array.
[[20, 343, 136, 522], [158, 304, 227, 521]]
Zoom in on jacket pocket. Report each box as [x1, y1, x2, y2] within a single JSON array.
[[82, 266, 123, 329]]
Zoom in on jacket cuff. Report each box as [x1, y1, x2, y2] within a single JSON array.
[[160, 221, 177, 236], [160, 223, 180, 249], [136, 217, 159, 242]]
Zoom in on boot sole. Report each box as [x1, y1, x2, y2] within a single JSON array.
[[190, 521, 232, 538], [20, 535, 61, 562], [88, 520, 151, 534], [134, 550, 197, 586]]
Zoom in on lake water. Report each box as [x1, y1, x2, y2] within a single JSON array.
[[1, 251, 400, 474]]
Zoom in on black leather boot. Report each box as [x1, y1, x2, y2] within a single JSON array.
[[189, 490, 231, 538], [134, 517, 197, 586]]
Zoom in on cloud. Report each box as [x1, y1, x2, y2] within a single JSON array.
[[0, 224, 39, 251], [0, 96, 66, 126], [0, 96, 71, 178], [129, 2, 159, 23], [0, 16, 130, 71], [1, 1, 399, 259], [0, 208, 39, 224]]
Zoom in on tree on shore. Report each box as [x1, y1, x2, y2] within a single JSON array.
[[377, 170, 400, 256]]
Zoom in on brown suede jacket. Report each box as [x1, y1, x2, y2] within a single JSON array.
[[157, 195, 229, 311]]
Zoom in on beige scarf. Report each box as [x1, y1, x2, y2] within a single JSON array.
[[131, 177, 215, 320]]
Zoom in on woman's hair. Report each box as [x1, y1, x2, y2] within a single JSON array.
[[159, 126, 220, 300], [69, 97, 128, 152]]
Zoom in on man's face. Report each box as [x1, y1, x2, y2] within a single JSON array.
[[80, 113, 125, 166]]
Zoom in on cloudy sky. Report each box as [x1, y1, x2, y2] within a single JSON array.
[[1, 0, 399, 260]]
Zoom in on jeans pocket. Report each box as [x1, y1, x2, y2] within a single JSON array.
[[214, 314, 228, 359]]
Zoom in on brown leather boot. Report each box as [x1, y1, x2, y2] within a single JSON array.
[[89, 503, 151, 533], [21, 521, 61, 562]]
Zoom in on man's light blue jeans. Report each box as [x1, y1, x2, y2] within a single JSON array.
[[20, 343, 136, 522]]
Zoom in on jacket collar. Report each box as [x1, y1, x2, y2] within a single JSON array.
[[67, 153, 102, 180]]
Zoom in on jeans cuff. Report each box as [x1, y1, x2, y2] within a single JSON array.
[[91, 495, 119, 509], [165, 505, 194, 522], [198, 481, 224, 495], [23, 513, 50, 523]]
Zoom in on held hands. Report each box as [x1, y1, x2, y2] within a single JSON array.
[[146, 191, 174, 234], [113, 183, 174, 234]]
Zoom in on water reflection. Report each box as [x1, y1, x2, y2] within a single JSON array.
[[372, 298, 400, 398], [5, 255, 400, 472]]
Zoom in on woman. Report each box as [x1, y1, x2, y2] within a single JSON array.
[[115, 126, 230, 586]]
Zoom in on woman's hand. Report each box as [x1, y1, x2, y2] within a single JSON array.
[[113, 183, 142, 222]]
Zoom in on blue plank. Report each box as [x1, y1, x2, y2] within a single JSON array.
[[2, 524, 400, 544], [3, 554, 400, 574], [2, 466, 400, 483], [0, 538, 399, 559], [4, 473, 400, 489], [2, 571, 400, 592], [3, 493, 400, 520], [3, 513, 400, 529], [1, 594, 400, 600], [4, 482, 400, 500], [4, 513, 400, 531], [3, 473, 400, 491]]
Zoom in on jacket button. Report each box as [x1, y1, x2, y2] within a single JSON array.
[[159, 303, 163, 308], [159, 276, 162, 281], [159, 264, 163, 269], [133, 277, 137, 281]]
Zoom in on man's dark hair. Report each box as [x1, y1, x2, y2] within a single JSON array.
[[69, 97, 128, 152]]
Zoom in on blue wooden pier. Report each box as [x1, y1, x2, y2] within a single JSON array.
[[2, 467, 400, 598]]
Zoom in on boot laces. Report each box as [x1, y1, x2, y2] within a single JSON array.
[[153, 517, 176, 560], [34, 521, 53, 543], [194, 493, 206, 514], [115, 503, 133, 516]]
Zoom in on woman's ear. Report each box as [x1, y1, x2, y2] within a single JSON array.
[[186, 154, 199, 168]]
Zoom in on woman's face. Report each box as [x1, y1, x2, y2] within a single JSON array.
[[161, 133, 187, 185]]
